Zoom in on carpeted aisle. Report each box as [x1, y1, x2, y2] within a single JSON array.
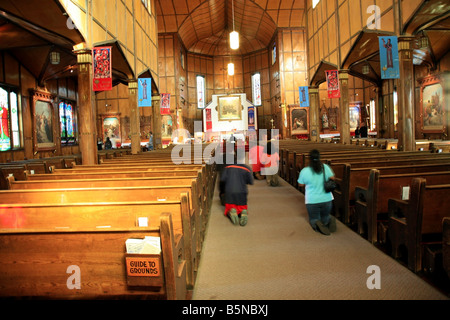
[[192, 176, 449, 300]]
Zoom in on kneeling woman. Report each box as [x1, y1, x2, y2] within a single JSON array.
[[297, 149, 336, 235]]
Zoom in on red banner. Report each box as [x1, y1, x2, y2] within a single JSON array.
[[326, 70, 340, 99], [93, 46, 112, 91], [160, 93, 171, 115]]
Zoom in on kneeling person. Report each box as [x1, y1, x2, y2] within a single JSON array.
[[220, 153, 254, 226]]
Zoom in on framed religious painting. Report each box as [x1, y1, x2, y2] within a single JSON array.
[[420, 74, 445, 133], [101, 113, 121, 147], [218, 95, 242, 121], [291, 107, 309, 135], [31, 90, 56, 152], [349, 102, 362, 132]]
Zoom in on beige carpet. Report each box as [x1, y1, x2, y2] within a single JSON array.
[[192, 177, 449, 300]]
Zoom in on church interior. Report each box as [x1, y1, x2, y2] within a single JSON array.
[[0, 0, 449, 303]]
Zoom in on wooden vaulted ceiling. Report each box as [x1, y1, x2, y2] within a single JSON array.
[[155, 0, 306, 56], [0, 0, 447, 87], [0, 0, 83, 85]]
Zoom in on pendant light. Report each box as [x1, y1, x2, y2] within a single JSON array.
[[362, 62, 370, 75], [50, 51, 60, 65], [229, 0, 239, 50]]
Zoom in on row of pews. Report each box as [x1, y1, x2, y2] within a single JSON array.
[[279, 139, 450, 284], [0, 145, 217, 299]]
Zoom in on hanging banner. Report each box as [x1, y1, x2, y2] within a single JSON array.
[[160, 93, 171, 115], [138, 78, 152, 107], [93, 46, 112, 91], [326, 70, 340, 99], [248, 106, 256, 131], [299, 86, 309, 107], [379, 36, 400, 79], [205, 108, 212, 131]]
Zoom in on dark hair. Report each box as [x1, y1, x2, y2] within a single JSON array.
[[309, 149, 323, 174], [265, 141, 278, 155]]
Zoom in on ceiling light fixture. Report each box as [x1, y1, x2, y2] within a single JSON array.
[[362, 62, 370, 75], [50, 51, 60, 65], [230, 0, 239, 50], [418, 32, 429, 49]]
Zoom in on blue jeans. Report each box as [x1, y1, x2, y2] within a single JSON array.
[[306, 201, 333, 229]]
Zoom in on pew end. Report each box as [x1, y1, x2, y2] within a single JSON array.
[[387, 178, 450, 273]]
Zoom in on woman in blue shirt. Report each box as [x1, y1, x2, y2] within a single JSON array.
[[298, 149, 336, 235]]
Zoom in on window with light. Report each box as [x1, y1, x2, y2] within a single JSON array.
[[59, 100, 76, 144], [0, 85, 21, 151]]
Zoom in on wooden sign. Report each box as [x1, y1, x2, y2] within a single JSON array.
[[126, 256, 161, 277]]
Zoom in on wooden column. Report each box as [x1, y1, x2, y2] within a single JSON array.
[[152, 95, 162, 150], [309, 86, 320, 142], [338, 69, 350, 145], [128, 80, 141, 154], [75, 46, 97, 165], [397, 36, 415, 151]]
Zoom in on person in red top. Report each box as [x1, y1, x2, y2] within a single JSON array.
[[248, 142, 265, 180]]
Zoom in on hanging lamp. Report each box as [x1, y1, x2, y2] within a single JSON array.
[[229, 0, 239, 50]]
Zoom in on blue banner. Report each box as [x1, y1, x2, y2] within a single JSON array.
[[379, 36, 400, 79], [138, 78, 152, 107], [299, 86, 309, 107]]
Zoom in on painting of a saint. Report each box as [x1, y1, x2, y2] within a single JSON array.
[[379, 36, 400, 79], [35, 101, 53, 144], [381, 38, 393, 68], [422, 82, 444, 131], [291, 108, 308, 135]]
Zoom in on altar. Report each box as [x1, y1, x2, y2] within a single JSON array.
[[202, 93, 256, 142]]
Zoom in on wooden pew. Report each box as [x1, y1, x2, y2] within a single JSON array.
[[429, 141, 450, 153], [443, 217, 450, 279], [6, 175, 208, 271], [25, 170, 200, 180], [289, 149, 450, 187], [354, 169, 450, 244], [288, 149, 427, 188], [23, 169, 211, 226], [280, 143, 366, 184], [0, 212, 186, 299], [52, 164, 205, 174], [387, 178, 450, 272], [332, 162, 450, 225], [48, 163, 213, 225], [0, 188, 197, 288]]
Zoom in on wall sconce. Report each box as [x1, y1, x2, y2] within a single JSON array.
[[50, 51, 60, 65]]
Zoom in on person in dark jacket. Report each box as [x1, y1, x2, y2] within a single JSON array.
[[359, 122, 368, 138], [220, 153, 254, 226]]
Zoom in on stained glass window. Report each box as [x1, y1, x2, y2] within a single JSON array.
[[0, 85, 21, 151], [251, 73, 261, 106], [197, 75, 205, 109], [59, 100, 76, 144]]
